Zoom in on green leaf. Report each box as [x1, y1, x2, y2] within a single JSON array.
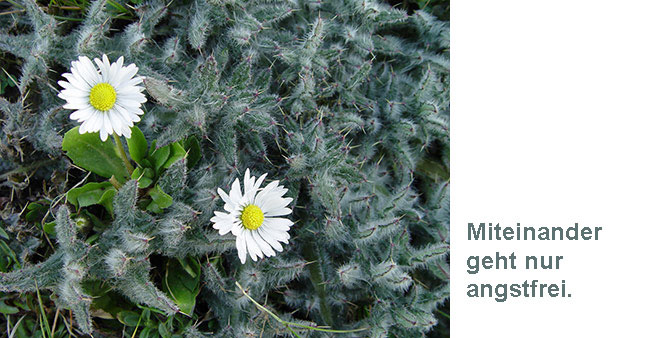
[[117, 311, 140, 326], [67, 182, 116, 214], [177, 256, 200, 278], [140, 327, 151, 338], [149, 145, 170, 172], [132, 166, 143, 178], [135, 304, 169, 316], [0, 240, 19, 268], [67, 182, 112, 207], [81, 209, 109, 229], [98, 188, 117, 215], [146, 201, 162, 214], [139, 177, 153, 189], [84, 281, 128, 318], [62, 127, 130, 182], [163, 258, 201, 315], [416, 158, 449, 181], [43, 222, 55, 235], [25, 201, 48, 222], [183, 136, 201, 169], [0, 227, 8, 240], [86, 233, 100, 244], [0, 300, 19, 314], [127, 126, 148, 164], [132, 167, 154, 188], [148, 140, 157, 156], [162, 142, 186, 169], [140, 157, 154, 169], [141, 308, 152, 326], [143, 167, 155, 178], [147, 185, 173, 213], [158, 322, 172, 338]]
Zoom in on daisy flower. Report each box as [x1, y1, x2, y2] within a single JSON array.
[[58, 54, 146, 141], [211, 169, 294, 264]]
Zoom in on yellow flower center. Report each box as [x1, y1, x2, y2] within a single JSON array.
[[240, 204, 264, 230], [89, 83, 117, 111]]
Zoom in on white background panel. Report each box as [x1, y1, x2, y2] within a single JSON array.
[[451, 1, 649, 336]]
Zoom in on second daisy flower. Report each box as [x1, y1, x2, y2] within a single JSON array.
[[211, 169, 294, 264]]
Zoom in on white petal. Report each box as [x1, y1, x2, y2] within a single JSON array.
[[216, 221, 234, 235], [261, 225, 290, 244], [70, 107, 93, 121], [93, 56, 105, 82], [115, 87, 146, 97], [245, 231, 262, 261], [100, 128, 108, 141], [213, 211, 231, 220], [229, 178, 242, 204], [90, 110, 103, 132], [112, 106, 131, 124], [265, 217, 293, 231], [103, 113, 113, 135], [258, 195, 292, 213], [265, 207, 292, 217], [113, 104, 136, 126], [128, 110, 142, 122], [254, 180, 280, 204], [212, 212, 235, 235], [107, 111, 123, 136], [58, 82, 89, 95], [253, 173, 267, 191], [120, 76, 144, 88], [236, 235, 247, 264], [108, 108, 130, 132], [61, 94, 90, 103], [243, 169, 254, 197], [79, 118, 92, 133], [217, 188, 235, 209], [122, 126, 132, 138], [252, 230, 275, 257], [102, 54, 112, 81], [78, 56, 101, 85], [62, 73, 90, 91], [79, 110, 95, 133], [108, 56, 120, 81], [113, 64, 139, 88], [63, 100, 91, 110], [58, 80, 73, 89], [257, 227, 284, 252], [59, 90, 90, 100], [231, 223, 244, 236], [115, 91, 146, 103], [115, 98, 144, 108]]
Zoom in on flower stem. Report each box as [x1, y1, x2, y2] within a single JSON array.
[[109, 176, 122, 190], [236, 281, 366, 335], [113, 134, 134, 175]]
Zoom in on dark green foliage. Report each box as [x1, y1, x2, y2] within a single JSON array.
[[0, 0, 449, 336], [62, 127, 131, 181]]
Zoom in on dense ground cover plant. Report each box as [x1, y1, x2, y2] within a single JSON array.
[[0, 0, 449, 336]]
